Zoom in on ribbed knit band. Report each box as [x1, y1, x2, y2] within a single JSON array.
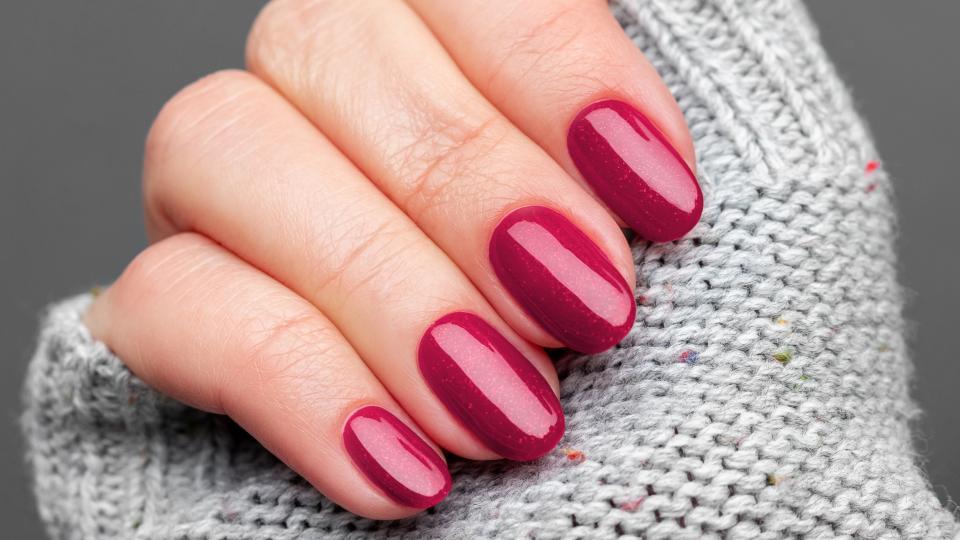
[[22, 0, 958, 537]]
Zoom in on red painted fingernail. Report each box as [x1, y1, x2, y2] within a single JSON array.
[[418, 312, 564, 461], [489, 206, 635, 353], [342, 405, 451, 508], [567, 99, 702, 242]]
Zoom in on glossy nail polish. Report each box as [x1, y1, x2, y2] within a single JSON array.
[[418, 312, 564, 461], [489, 206, 636, 353], [343, 405, 451, 508], [567, 99, 702, 242]]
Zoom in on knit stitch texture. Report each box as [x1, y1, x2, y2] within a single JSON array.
[[21, 0, 959, 538]]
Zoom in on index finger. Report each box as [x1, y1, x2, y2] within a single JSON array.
[[407, 0, 702, 242]]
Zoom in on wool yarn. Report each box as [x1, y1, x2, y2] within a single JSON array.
[[22, 0, 958, 537]]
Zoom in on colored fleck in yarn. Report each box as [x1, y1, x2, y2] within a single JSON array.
[[679, 350, 700, 364], [562, 447, 586, 463], [773, 349, 794, 365]]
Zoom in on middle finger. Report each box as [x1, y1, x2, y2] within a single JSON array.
[[247, 0, 637, 354]]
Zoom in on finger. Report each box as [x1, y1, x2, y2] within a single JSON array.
[[407, 0, 702, 242], [84, 233, 450, 519], [142, 71, 564, 461], [246, 0, 637, 353]]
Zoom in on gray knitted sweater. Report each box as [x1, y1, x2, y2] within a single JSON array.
[[21, 0, 959, 538]]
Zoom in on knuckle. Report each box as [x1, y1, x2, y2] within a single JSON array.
[[392, 111, 510, 217], [308, 211, 420, 302], [246, 0, 370, 82], [144, 70, 256, 170], [517, 3, 594, 54], [111, 233, 217, 310], [226, 307, 358, 412], [488, 2, 602, 91], [142, 70, 264, 224]]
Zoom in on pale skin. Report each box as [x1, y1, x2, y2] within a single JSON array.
[[85, 0, 695, 519]]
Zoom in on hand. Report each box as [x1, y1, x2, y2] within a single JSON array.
[[85, 0, 700, 519]]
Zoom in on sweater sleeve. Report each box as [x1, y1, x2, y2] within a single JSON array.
[[22, 1, 959, 538]]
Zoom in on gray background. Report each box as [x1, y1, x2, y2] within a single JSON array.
[[1, 2, 956, 537]]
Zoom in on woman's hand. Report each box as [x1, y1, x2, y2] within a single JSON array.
[[84, 0, 700, 519]]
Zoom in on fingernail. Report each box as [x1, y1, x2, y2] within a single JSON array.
[[343, 405, 451, 508], [418, 312, 564, 461], [489, 206, 635, 353], [567, 99, 702, 242]]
